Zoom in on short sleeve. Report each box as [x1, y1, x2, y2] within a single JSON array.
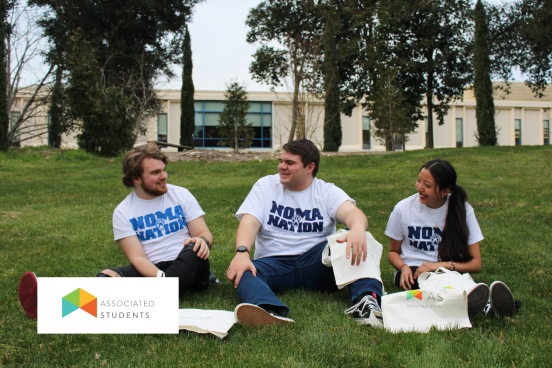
[[113, 205, 136, 241], [179, 189, 205, 223], [236, 180, 265, 223], [385, 205, 404, 241], [466, 203, 484, 245], [322, 184, 355, 221]]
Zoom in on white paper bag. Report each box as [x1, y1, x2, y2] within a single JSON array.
[[418, 267, 478, 291], [381, 288, 472, 333], [179, 309, 237, 339], [322, 229, 383, 289]]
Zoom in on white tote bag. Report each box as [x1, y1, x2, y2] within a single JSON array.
[[418, 267, 478, 291], [321, 229, 383, 289], [381, 288, 472, 333]]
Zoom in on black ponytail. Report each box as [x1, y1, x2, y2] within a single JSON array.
[[422, 159, 472, 263]]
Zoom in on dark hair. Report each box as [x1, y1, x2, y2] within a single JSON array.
[[121, 144, 168, 188], [282, 138, 320, 177], [421, 159, 472, 263]]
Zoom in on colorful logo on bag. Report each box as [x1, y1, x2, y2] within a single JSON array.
[[62, 288, 97, 318], [406, 290, 422, 301], [443, 286, 454, 289]]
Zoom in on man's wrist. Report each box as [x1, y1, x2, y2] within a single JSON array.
[[236, 245, 250, 254]]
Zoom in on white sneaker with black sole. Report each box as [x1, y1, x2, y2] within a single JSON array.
[[488, 281, 515, 318], [344, 294, 383, 328]]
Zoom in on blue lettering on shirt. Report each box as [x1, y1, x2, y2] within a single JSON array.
[[129, 206, 187, 242], [407, 226, 442, 252], [268, 201, 324, 233]]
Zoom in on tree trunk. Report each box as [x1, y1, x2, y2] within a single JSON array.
[[0, 0, 9, 151], [426, 69, 434, 149], [234, 118, 238, 153]]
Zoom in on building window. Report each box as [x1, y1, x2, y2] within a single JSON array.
[[515, 119, 521, 145], [193, 101, 272, 148], [362, 116, 370, 150], [456, 118, 463, 148], [544, 120, 550, 145], [394, 135, 404, 151], [157, 113, 168, 142]]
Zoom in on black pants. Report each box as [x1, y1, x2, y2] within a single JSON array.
[[100, 244, 210, 295], [394, 266, 420, 290]]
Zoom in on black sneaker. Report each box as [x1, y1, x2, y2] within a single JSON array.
[[344, 293, 383, 327], [467, 283, 490, 318], [489, 281, 515, 318]]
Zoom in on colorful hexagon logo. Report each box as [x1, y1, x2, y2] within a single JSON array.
[[62, 288, 97, 318]]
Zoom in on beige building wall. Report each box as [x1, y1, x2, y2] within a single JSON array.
[[14, 82, 552, 151]]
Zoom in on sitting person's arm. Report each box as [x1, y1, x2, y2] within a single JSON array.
[[335, 200, 369, 266], [117, 236, 161, 277], [388, 237, 416, 291], [413, 242, 482, 279], [226, 214, 261, 288], [186, 216, 213, 260]]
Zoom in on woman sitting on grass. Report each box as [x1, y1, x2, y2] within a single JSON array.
[[385, 158, 517, 319]]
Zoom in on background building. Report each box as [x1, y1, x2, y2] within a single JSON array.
[[13, 82, 552, 151]]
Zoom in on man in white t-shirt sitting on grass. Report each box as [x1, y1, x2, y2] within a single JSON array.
[[18, 145, 213, 320], [226, 138, 383, 327]]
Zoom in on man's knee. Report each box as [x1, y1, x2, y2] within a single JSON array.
[[98, 269, 120, 277]]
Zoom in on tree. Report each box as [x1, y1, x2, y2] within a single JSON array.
[[246, 0, 323, 143], [372, 0, 473, 149], [473, 0, 497, 146], [30, 0, 202, 139], [496, 0, 552, 97], [65, 33, 136, 155], [0, 0, 9, 151], [323, 7, 341, 152], [217, 82, 253, 153], [180, 25, 194, 149], [47, 66, 64, 148], [365, 68, 415, 151]]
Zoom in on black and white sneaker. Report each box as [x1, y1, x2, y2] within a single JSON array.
[[488, 281, 515, 318], [467, 283, 490, 318], [344, 293, 383, 328]]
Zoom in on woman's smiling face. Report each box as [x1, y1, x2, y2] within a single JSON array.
[[416, 168, 449, 208]]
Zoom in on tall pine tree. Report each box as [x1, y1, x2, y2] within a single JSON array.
[[474, 0, 497, 146], [48, 66, 65, 148], [0, 0, 8, 151], [323, 7, 341, 152], [180, 25, 194, 149]]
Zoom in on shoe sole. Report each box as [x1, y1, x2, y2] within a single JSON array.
[[19, 272, 38, 320], [234, 304, 294, 327], [490, 282, 514, 318], [467, 283, 489, 319]]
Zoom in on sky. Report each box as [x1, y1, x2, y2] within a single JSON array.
[[21, 0, 521, 93]]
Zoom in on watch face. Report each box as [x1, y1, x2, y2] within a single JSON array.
[[237, 246, 248, 253]]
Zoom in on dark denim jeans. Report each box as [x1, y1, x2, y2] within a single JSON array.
[[236, 240, 383, 317], [101, 243, 210, 295]]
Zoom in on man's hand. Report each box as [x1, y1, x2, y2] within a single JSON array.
[[336, 227, 367, 266], [185, 237, 210, 260], [226, 252, 257, 288]]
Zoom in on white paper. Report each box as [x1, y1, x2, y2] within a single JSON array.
[[179, 309, 236, 339]]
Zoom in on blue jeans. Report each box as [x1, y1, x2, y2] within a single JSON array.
[[236, 240, 382, 317]]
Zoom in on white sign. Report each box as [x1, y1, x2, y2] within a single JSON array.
[[37, 278, 179, 334]]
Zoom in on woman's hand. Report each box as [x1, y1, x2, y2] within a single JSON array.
[[399, 266, 415, 291], [413, 262, 440, 279]]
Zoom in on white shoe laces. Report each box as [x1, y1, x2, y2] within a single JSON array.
[[344, 295, 382, 318]]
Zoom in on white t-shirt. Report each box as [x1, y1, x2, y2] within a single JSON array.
[[113, 184, 205, 264], [236, 174, 354, 259], [384, 193, 484, 270]]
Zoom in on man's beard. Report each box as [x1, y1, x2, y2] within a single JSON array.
[[140, 181, 167, 197]]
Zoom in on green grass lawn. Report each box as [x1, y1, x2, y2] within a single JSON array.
[[1, 146, 551, 367]]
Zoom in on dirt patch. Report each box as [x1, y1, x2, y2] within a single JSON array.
[[165, 149, 391, 163]]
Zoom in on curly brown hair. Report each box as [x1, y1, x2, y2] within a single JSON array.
[[121, 145, 168, 188]]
